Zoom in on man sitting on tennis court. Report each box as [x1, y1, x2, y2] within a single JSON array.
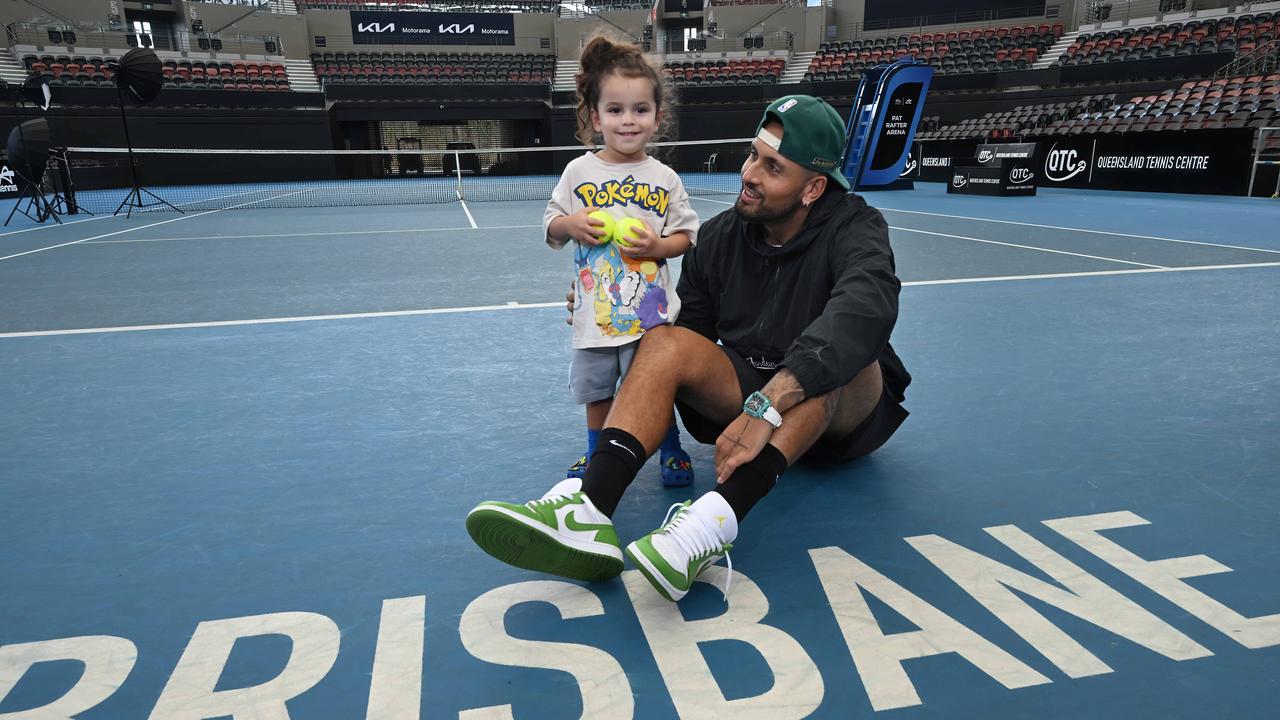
[[467, 95, 910, 601]]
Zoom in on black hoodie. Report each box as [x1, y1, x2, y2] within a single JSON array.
[[675, 188, 910, 403]]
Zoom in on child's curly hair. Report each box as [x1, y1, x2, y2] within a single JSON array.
[[574, 33, 675, 146]]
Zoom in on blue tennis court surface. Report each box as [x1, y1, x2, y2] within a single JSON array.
[[2, 183, 1278, 718]]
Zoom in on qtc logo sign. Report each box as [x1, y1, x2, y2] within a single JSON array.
[[1045, 143, 1089, 182], [1009, 167, 1034, 184], [951, 172, 968, 188]]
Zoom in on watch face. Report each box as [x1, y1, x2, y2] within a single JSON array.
[[744, 392, 768, 416]]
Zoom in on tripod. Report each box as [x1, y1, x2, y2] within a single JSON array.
[[2, 86, 82, 226], [113, 84, 181, 217]]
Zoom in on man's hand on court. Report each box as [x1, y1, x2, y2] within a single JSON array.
[[715, 413, 773, 483]]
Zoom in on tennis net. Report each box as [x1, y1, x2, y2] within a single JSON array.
[[57, 139, 752, 214]]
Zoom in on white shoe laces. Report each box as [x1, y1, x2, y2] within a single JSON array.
[[530, 492, 571, 508], [661, 503, 733, 600]]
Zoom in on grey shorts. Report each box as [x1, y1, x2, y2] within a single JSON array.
[[569, 343, 639, 404]]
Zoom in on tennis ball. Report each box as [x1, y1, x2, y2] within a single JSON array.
[[587, 210, 615, 242], [615, 217, 648, 247]]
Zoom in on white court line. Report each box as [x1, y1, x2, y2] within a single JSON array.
[[3, 261, 1277, 339], [0, 186, 271, 239], [691, 195, 1280, 258], [691, 194, 1162, 267], [82, 224, 543, 245], [459, 199, 478, 229], [0, 214, 106, 238], [0, 301, 565, 337], [893, 227, 1165, 269], [0, 190, 307, 262], [691, 195, 1164, 268], [875, 206, 1280, 256]]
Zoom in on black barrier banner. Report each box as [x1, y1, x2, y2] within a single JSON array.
[[917, 140, 979, 182], [1034, 128, 1254, 195], [976, 142, 1037, 166], [350, 11, 515, 45]]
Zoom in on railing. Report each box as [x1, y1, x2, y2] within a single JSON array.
[[298, 0, 558, 11], [7, 22, 283, 56], [835, 6, 1057, 41], [190, 0, 293, 11], [663, 31, 793, 54], [1072, 0, 1239, 30], [557, 1, 652, 19], [1215, 38, 1279, 78]]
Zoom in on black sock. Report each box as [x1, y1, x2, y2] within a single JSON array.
[[716, 443, 788, 522], [580, 428, 647, 517]]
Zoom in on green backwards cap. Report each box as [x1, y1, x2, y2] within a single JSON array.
[[755, 95, 851, 190]]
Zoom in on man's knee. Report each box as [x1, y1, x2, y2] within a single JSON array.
[[824, 362, 883, 439], [634, 325, 705, 368]]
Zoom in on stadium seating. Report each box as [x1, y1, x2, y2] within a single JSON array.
[[916, 96, 1111, 141], [1037, 74, 1280, 134], [311, 52, 554, 85], [24, 54, 294, 91], [804, 23, 1064, 82], [662, 57, 785, 86], [1056, 12, 1275, 66]]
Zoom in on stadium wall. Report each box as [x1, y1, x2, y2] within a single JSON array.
[[0, 0, 106, 27], [181, 4, 311, 60]]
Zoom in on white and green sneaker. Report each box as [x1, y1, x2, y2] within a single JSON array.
[[466, 478, 624, 583], [625, 494, 737, 602]]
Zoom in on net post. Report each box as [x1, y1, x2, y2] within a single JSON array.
[[1249, 127, 1263, 197], [454, 150, 463, 201]]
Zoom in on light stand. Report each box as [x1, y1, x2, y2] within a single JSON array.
[[109, 48, 182, 217], [2, 78, 76, 226], [111, 84, 181, 217]]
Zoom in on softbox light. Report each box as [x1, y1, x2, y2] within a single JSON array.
[[6, 118, 51, 183], [113, 48, 163, 104], [22, 74, 51, 111]]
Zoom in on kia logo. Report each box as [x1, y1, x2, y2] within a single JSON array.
[[1045, 143, 1088, 182], [1009, 167, 1034, 183], [357, 22, 395, 32], [899, 158, 917, 178], [439, 23, 476, 33], [977, 149, 994, 164], [951, 173, 967, 188]]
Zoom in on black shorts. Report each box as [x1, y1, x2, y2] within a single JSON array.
[[675, 345, 909, 463]]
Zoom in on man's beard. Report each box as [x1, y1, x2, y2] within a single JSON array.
[[734, 186, 805, 223]]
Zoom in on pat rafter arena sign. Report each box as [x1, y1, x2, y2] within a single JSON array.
[[350, 11, 514, 45], [1036, 128, 1255, 195]]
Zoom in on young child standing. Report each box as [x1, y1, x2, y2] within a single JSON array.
[[543, 35, 699, 488], [466, 35, 700, 584]]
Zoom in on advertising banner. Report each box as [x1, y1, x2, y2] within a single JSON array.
[[1034, 129, 1254, 195], [350, 11, 515, 46], [916, 140, 979, 182], [948, 159, 1037, 196], [975, 142, 1037, 166]]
